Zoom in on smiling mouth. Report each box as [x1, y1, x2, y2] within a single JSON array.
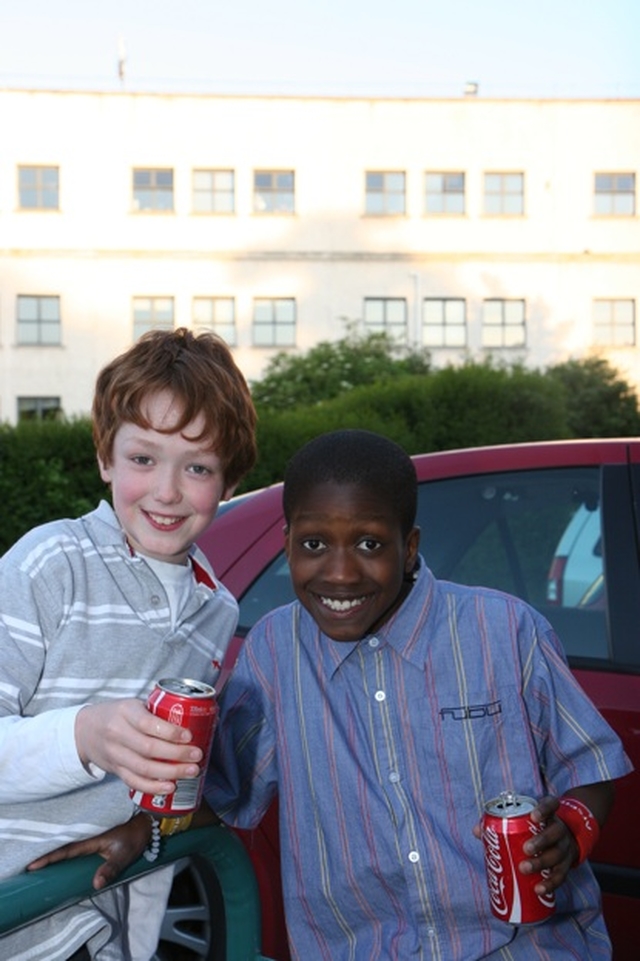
[[146, 511, 185, 528], [320, 595, 367, 613]]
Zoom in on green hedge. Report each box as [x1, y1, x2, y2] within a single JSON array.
[[1, 359, 638, 556]]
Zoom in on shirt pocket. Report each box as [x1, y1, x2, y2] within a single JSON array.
[[411, 685, 540, 818]]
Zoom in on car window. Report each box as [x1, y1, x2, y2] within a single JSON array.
[[237, 466, 608, 661], [415, 467, 607, 660]]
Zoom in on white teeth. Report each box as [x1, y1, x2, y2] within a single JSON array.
[[320, 596, 365, 612], [149, 514, 181, 527]]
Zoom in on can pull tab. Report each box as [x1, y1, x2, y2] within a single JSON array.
[[498, 790, 520, 811]]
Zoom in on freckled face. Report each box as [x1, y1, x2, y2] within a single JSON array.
[[285, 481, 420, 642], [98, 391, 235, 565]]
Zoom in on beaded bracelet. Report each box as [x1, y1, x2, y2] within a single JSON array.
[[143, 816, 162, 862], [556, 797, 601, 866]]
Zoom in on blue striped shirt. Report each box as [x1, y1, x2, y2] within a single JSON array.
[[207, 559, 632, 960]]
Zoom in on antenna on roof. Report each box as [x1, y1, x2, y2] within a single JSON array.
[[117, 36, 127, 84]]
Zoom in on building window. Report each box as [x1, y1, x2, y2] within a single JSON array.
[[482, 299, 526, 348], [594, 173, 635, 216], [18, 166, 59, 210], [425, 172, 465, 215], [593, 299, 636, 346], [133, 297, 174, 339], [253, 171, 295, 214], [363, 298, 408, 339], [253, 298, 296, 346], [17, 295, 61, 345], [17, 397, 61, 422], [133, 169, 174, 211], [193, 297, 236, 345], [484, 173, 524, 215], [192, 170, 235, 214], [423, 299, 467, 347], [365, 172, 406, 215]]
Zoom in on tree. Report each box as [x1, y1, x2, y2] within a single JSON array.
[[546, 357, 640, 437], [250, 326, 431, 410]]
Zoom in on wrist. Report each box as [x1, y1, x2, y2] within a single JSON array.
[[134, 808, 193, 862], [556, 796, 601, 866]]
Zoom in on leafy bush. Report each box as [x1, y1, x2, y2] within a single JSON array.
[[0, 419, 104, 555], [1, 349, 638, 554]]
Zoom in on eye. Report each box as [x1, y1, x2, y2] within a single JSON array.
[[301, 537, 326, 552], [131, 454, 153, 466], [358, 537, 382, 553], [188, 464, 212, 476]]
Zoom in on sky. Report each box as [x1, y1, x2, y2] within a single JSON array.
[[1, 0, 639, 99]]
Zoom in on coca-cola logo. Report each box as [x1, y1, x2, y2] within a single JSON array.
[[483, 824, 510, 917], [169, 702, 185, 725]]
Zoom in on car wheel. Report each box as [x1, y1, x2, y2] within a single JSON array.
[[153, 855, 225, 961]]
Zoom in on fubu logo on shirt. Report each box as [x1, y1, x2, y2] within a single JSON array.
[[439, 700, 502, 721]]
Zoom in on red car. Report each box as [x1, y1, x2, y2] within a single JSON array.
[[198, 438, 640, 961]]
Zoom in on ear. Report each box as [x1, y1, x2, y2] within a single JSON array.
[[222, 483, 238, 502], [97, 455, 112, 485], [404, 526, 421, 573]]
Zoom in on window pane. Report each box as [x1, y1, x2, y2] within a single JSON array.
[[366, 172, 384, 191], [366, 193, 384, 215], [505, 300, 524, 325], [483, 301, 503, 325], [484, 195, 502, 215]]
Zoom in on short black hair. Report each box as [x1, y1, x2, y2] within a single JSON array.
[[283, 429, 417, 536]]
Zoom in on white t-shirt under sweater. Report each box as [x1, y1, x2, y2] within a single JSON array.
[[0, 500, 237, 960]]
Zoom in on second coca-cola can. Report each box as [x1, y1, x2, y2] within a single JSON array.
[[482, 791, 556, 925], [130, 677, 218, 816]]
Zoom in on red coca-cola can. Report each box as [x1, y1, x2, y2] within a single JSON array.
[[130, 677, 218, 816], [482, 791, 556, 925]]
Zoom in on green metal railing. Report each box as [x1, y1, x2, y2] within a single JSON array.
[[0, 824, 271, 960]]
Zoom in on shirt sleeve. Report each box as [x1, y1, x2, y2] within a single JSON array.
[[0, 536, 104, 801], [205, 634, 278, 828], [524, 613, 633, 792], [0, 706, 103, 801]]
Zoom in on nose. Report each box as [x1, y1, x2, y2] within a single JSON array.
[[322, 547, 361, 584], [153, 467, 182, 504]]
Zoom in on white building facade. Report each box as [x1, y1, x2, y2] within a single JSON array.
[[0, 89, 638, 424]]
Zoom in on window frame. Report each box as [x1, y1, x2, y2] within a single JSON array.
[[192, 296, 237, 345], [17, 396, 62, 422], [192, 169, 235, 214], [252, 297, 296, 347], [593, 299, 636, 347], [253, 171, 295, 214], [132, 168, 174, 213], [483, 172, 524, 216], [481, 298, 527, 348], [594, 173, 635, 216], [16, 295, 62, 346], [365, 171, 406, 216], [425, 171, 465, 215], [422, 298, 467, 347], [363, 297, 408, 340], [132, 296, 175, 340], [18, 165, 59, 211]]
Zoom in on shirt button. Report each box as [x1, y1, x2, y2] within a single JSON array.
[[369, 637, 380, 648], [427, 927, 436, 939], [150, 595, 161, 606], [389, 771, 400, 783], [374, 690, 386, 702], [408, 851, 420, 863]]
